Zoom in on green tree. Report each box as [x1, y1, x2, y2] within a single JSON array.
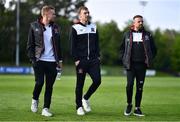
[[171, 33, 180, 72], [10, 0, 87, 19], [0, 0, 87, 64], [153, 29, 179, 72], [97, 21, 123, 65], [0, 2, 16, 64]]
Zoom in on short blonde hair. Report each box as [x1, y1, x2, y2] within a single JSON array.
[[78, 6, 88, 15], [41, 5, 55, 16]]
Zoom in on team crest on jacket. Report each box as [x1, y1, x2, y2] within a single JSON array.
[[91, 28, 95, 32], [54, 28, 59, 33], [80, 29, 83, 32], [145, 35, 149, 40], [35, 28, 39, 31]]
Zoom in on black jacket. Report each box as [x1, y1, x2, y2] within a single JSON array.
[[27, 19, 62, 64], [120, 28, 157, 69], [70, 22, 100, 61]]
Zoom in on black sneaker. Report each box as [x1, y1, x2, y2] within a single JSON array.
[[133, 108, 145, 117], [124, 104, 132, 116]]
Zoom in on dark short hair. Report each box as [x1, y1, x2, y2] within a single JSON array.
[[78, 6, 88, 14], [133, 15, 143, 20]]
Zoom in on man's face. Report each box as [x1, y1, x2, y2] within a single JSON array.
[[46, 9, 56, 22], [133, 17, 143, 30], [79, 9, 90, 22]]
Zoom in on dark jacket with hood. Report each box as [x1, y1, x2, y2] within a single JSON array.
[[27, 18, 62, 64], [120, 26, 157, 69]]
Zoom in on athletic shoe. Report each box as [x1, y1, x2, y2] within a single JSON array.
[[77, 107, 85, 115], [42, 108, 53, 117], [133, 108, 145, 117], [82, 98, 91, 112], [124, 104, 132, 116], [31, 99, 38, 113]]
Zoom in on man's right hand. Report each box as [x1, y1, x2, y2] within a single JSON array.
[[75, 60, 80, 66]]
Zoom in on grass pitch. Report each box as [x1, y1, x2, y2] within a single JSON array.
[[0, 75, 180, 121]]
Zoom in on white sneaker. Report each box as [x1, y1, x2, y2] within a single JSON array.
[[41, 108, 53, 117], [31, 99, 38, 113], [82, 98, 91, 112], [77, 107, 85, 115]]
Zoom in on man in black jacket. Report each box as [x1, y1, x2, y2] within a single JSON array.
[[120, 15, 157, 117], [70, 6, 101, 115], [27, 5, 62, 117]]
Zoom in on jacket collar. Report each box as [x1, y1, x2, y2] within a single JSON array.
[[77, 21, 91, 27], [37, 16, 54, 27], [130, 25, 145, 32], [37, 16, 54, 31]]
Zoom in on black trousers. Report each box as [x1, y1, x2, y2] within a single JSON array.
[[75, 58, 101, 109], [126, 62, 146, 107], [32, 60, 57, 108]]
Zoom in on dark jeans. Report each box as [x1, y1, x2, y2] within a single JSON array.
[[75, 58, 101, 109], [32, 60, 57, 108], [126, 62, 146, 107]]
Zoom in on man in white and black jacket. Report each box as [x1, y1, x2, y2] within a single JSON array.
[[120, 15, 157, 117], [70, 6, 101, 116]]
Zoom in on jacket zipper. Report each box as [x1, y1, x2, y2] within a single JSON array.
[[87, 32, 90, 60], [129, 31, 133, 68], [52, 26, 58, 63], [142, 32, 149, 67], [38, 25, 45, 61]]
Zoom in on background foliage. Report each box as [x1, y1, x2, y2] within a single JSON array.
[[0, 0, 179, 73]]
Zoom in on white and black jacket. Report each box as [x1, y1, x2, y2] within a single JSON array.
[[70, 22, 100, 61]]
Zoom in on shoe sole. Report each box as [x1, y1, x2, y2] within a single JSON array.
[[133, 113, 145, 117], [31, 110, 38, 113], [31, 107, 38, 113], [77, 113, 85, 116], [41, 113, 53, 117], [124, 111, 131, 116]]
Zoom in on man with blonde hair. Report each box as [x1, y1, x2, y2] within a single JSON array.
[[27, 5, 63, 117]]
